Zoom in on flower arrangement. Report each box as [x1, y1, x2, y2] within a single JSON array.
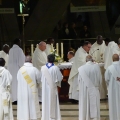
[[51, 49, 62, 63]]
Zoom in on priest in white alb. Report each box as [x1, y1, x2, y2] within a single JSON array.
[[104, 39, 120, 70], [0, 44, 9, 69], [41, 54, 63, 120], [8, 38, 25, 102], [67, 51, 75, 63], [17, 56, 41, 120], [90, 35, 106, 62], [68, 41, 91, 101], [90, 35, 107, 99], [0, 58, 13, 120], [105, 54, 120, 120], [78, 55, 101, 120], [45, 37, 54, 56], [32, 41, 47, 101]]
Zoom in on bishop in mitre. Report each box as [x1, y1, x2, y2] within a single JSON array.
[[41, 54, 63, 120], [78, 55, 101, 120], [45, 37, 54, 56], [105, 54, 120, 120], [17, 56, 41, 120], [32, 41, 47, 102], [0, 58, 13, 120], [68, 41, 91, 101], [0, 44, 9, 69]]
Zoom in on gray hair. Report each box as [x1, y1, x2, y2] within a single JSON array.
[[25, 55, 32, 62], [86, 55, 93, 62]]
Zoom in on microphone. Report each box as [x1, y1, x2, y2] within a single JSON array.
[[90, 49, 99, 56]]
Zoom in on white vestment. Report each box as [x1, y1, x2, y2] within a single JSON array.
[[45, 44, 53, 56], [90, 41, 106, 62], [0, 50, 9, 68], [78, 61, 101, 120], [32, 47, 47, 102], [41, 65, 63, 120], [17, 63, 41, 120], [105, 61, 120, 120], [68, 57, 74, 63], [8, 45, 25, 102], [104, 41, 120, 69], [68, 47, 88, 100], [0, 67, 13, 120]]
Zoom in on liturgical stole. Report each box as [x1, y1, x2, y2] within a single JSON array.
[[41, 65, 57, 119], [20, 66, 39, 114], [79, 67, 100, 118]]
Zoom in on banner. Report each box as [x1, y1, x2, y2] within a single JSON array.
[[70, 0, 106, 12]]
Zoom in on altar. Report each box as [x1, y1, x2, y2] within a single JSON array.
[[57, 62, 106, 102]]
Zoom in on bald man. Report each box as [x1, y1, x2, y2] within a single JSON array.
[[0, 44, 9, 68], [105, 54, 120, 120], [17, 56, 41, 120], [32, 41, 47, 102], [78, 55, 102, 120]]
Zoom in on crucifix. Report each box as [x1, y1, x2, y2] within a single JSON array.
[[18, 0, 29, 52]]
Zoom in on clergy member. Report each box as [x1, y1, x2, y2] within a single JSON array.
[[17, 56, 41, 120], [68, 41, 91, 101], [78, 55, 101, 120], [0, 44, 9, 68], [0, 58, 13, 120], [32, 41, 47, 101], [105, 54, 120, 120], [8, 38, 25, 102], [67, 51, 75, 63], [90, 35, 106, 62], [41, 54, 63, 120], [45, 37, 54, 56], [104, 39, 120, 69]]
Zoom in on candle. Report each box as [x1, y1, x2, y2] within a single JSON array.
[[61, 42, 63, 58], [31, 44, 34, 56], [56, 43, 59, 55], [51, 44, 53, 52]]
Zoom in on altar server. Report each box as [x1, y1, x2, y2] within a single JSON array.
[[32, 41, 47, 101], [0, 44, 9, 68], [41, 54, 63, 120], [68, 41, 91, 100], [90, 35, 106, 62], [105, 54, 120, 120], [78, 55, 101, 120], [0, 58, 13, 120], [8, 38, 25, 102], [17, 56, 41, 120], [45, 37, 54, 56]]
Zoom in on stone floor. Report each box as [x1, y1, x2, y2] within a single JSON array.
[[13, 100, 109, 120]]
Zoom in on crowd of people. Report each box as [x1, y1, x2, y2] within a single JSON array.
[[53, 18, 91, 39], [0, 36, 120, 120]]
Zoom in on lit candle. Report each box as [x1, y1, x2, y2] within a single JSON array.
[[31, 44, 34, 56], [61, 42, 63, 58], [56, 43, 59, 55]]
